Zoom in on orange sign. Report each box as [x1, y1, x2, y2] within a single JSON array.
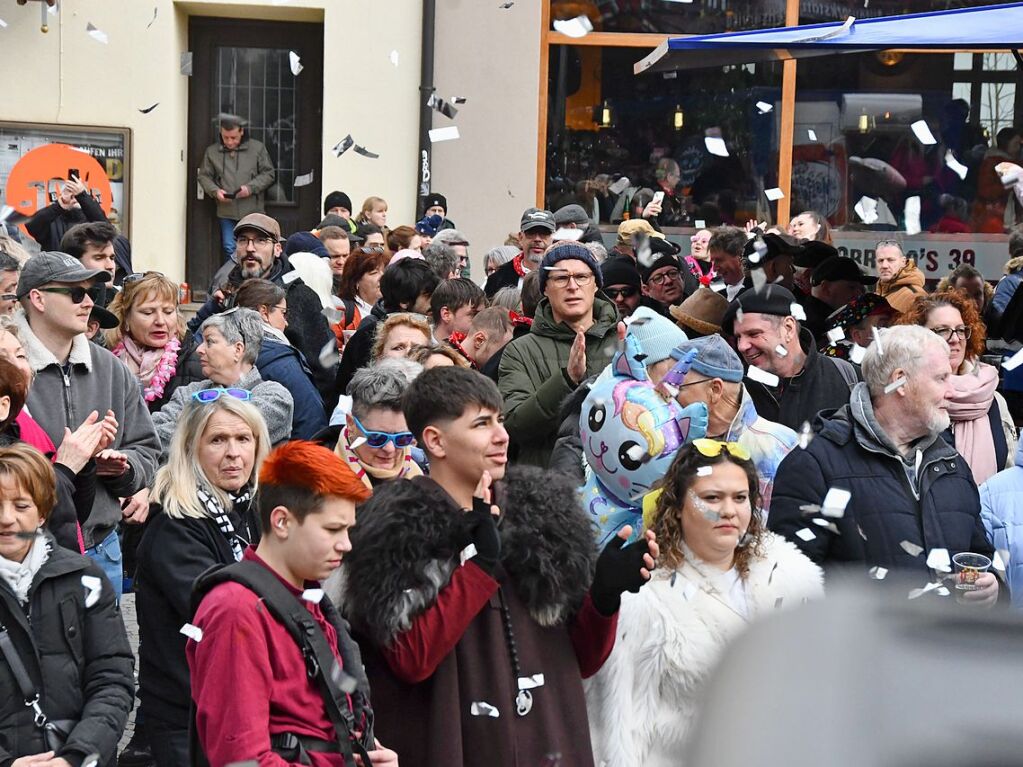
[[4, 143, 114, 220]]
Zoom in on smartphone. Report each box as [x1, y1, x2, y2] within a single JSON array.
[[67, 168, 80, 181], [223, 190, 237, 199], [652, 191, 665, 206]]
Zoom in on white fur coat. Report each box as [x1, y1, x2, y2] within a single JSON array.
[[584, 532, 824, 767]]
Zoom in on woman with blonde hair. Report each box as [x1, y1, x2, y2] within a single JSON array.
[[135, 393, 271, 766], [106, 272, 204, 412], [371, 312, 432, 362], [357, 195, 389, 230]]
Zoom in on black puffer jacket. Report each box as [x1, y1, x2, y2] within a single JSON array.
[[0, 537, 134, 767], [768, 384, 992, 577]]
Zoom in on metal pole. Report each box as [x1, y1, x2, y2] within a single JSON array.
[[417, 0, 437, 218]]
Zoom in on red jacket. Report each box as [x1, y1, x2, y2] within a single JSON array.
[[187, 548, 353, 767]]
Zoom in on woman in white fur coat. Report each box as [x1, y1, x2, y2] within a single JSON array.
[[585, 439, 824, 767]]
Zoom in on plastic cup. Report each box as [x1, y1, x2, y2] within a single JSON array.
[[952, 552, 991, 591]]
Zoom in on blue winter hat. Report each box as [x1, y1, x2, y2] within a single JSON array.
[[415, 214, 444, 237], [284, 231, 328, 258], [671, 334, 744, 383], [626, 307, 688, 366], [538, 242, 603, 293]]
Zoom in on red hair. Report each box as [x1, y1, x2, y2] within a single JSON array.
[[260, 440, 371, 503]]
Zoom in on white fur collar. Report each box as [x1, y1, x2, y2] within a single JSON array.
[[14, 310, 93, 373]]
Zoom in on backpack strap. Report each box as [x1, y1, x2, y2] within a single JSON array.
[[341, 299, 357, 329], [189, 561, 373, 767]]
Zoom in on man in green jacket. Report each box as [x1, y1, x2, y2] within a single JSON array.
[[499, 242, 619, 467], [198, 115, 277, 260]]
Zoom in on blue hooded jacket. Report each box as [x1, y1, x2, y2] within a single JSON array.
[[256, 335, 327, 440], [980, 439, 1023, 607]]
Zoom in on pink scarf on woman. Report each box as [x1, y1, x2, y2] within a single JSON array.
[[947, 361, 1000, 485]]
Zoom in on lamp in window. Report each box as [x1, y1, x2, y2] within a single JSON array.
[[858, 113, 870, 134], [673, 105, 685, 131], [600, 100, 612, 128]]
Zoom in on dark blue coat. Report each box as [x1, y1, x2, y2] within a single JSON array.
[[768, 399, 992, 577], [256, 338, 326, 440]]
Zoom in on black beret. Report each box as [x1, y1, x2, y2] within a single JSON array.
[[721, 285, 798, 336]]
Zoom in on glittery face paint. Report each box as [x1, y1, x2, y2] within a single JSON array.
[[688, 489, 721, 522]]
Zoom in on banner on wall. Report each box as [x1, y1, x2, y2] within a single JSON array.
[[0, 121, 131, 236]]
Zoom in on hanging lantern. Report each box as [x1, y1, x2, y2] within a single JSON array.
[[673, 105, 685, 130]]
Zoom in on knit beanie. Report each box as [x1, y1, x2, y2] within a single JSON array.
[[323, 190, 353, 216], [626, 306, 688, 366], [601, 256, 642, 289], [538, 242, 604, 293]]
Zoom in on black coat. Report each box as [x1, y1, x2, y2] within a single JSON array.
[[334, 302, 388, 400], [0, 538, 134, 767], [147, 333, 206, 413], [744, 328, 858, 431], [800, 294, 834, 349], [135, 501, 256, 729], [484, 257, 522, 299], [768, 395, 993, 577]]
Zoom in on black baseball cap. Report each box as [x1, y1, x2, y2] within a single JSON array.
[[519, 208, 556, 234]]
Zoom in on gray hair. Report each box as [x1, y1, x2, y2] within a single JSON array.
[[200, 307, 264, 365], [583, 240, 609, 263], [483, 245, 517, 273], [424, 241, 459, 279], [491, 286, 521, 311], [875, 239, 905, 257], [433, 229, 469, 252], [862, 325, 948, 398], [347, 357, 423, 418]]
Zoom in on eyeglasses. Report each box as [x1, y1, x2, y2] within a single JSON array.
[[692, 438, 751, 461], [123, 271, 166, 285], [357, 246, 386, 255], [271, 303, 288, 318], [351, 413, 415, 449], [546, 271, 594, 288], [647, 269, 683, 286], [37, 286, 104, 304], [192, 387, 252, 403], [236, 236, 275, 247], [604, 286, 638, 300], [931, 325, 972, 342]]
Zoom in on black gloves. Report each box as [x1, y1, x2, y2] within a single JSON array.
[[590, 535, 653, 616], [464, 496, 501, 575]]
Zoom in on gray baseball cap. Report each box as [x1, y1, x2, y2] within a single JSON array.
[[17, 251, 112, 298], [519, 208, 556, 234]]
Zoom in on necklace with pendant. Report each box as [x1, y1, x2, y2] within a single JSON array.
[[498, 590, 535, 717]]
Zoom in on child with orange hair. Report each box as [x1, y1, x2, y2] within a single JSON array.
[[186, 441, 399, 767]]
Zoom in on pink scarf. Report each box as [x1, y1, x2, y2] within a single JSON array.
[[947, 361, 1000, 485]]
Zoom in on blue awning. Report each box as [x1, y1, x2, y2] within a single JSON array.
[[635, 2, 1023, 74]]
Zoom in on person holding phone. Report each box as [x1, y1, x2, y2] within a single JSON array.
[[197, 115, 277, 262], [24, 172, 109, 253]]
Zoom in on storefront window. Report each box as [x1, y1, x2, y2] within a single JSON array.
[[800, 0, 1008, 23], [545, 45, 783, 227]]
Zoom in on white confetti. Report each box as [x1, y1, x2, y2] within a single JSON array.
[[795, 528, 816, 542], [797, 422, 814, 450], [552, 227, 584, 242], [180, 51, 193, 76], [81, 754, 100, 767], [808, 129, 818, 142], [936, 585, 951, 597], [302, 588, 325, 604], [926, 548, 951, 573], [460, 543, 477, 566], [746, 365, 780, 388], [945, 150, 968, 181], [609, 176, 631, 195], [389, 49, 399, 66], [908, 581, 942, 600], [331, 661, 359, 693], [900, 540, 924, 557], [821, 488, 851, 517], [871, 326, 884, 355], [429, 126, 460, 143], [800, 504, 822, 515], [0, 18, 8, 28], [858, 525, 868, 541], [708, 280, 726, 293], [827, 326, 846, 344], [518, 674, 545, 690], [694, 219, 706, 229], [348, 436, 367, 450], [86, 22, 108, 44], [910, 119, 937, 146], [294, 170, 315, 187], [904, 195, 922, 236], [180, 623, 203, 642], [1002, 347, 1023, 371], [849, 343, 867, 364], [682, 581, 699, 601], [774, 344, 788, 357], [994, 549, 1010, 572], [750, 267, 768, 291], [868, 566, 888, 580], [884, 376, 907, 394], [81, 575, 102, 608], [696, 466, 713, 477], [289, 51, 303, 76], [470, 701, 500, 717], [790, 302, 807, 322], [756, 101, 773, 113], [552, 15, 593, 37], [704, 136, 729, 157], [854, 195, 878, 225], [764, 187, 785, 201]]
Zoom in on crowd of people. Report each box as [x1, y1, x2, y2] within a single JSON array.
[[1, 173, 1023, 767]]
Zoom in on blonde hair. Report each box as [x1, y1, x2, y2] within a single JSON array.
[[151, 396, 270, 519], [359, 196, 388, 222], [371, 312, 431, 361], [105, 273, 185, 348]]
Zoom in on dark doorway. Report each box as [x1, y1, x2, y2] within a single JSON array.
[[186, 17, 323, 298]]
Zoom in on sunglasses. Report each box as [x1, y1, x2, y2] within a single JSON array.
[[693, 438, 751, 461], [351, 413, 415, 449], [37, 286, 105, 304], [192, 387, 252, 403], [122, 271, 166, 285], [605, 286, 639, 300]]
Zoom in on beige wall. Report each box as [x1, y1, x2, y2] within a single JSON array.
[[432, 0, 543, 270]]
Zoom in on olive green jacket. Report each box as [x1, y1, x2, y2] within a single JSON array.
[[498, 295, 619, 468], [197, 137, 276, 220]]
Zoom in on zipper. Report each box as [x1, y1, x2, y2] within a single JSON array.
[[61, 367, 74, 428]]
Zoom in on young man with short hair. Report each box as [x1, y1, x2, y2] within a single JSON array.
[[465, 306, 514, 380], [188, 440, 398, 767], [339, 367, 657, 767], [430, 278, 485, 343], [60, 220, 119, 284]]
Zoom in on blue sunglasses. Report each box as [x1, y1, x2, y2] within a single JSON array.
[[351, 413, 415, 449], [192, 387, 252, 403]]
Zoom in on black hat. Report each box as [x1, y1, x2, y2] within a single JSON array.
[[722, 285, 798, 336], [811, 256, 878, 287], [323, 191, 353, 217], [638, 236, 682, 283], [601, 256, 642, 289], [89, 305, 119, 330], [423, 192, 448, 213], [554, 204, 590, 227], [744, 232, 801, 268], [793, 240, 839, 269]]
